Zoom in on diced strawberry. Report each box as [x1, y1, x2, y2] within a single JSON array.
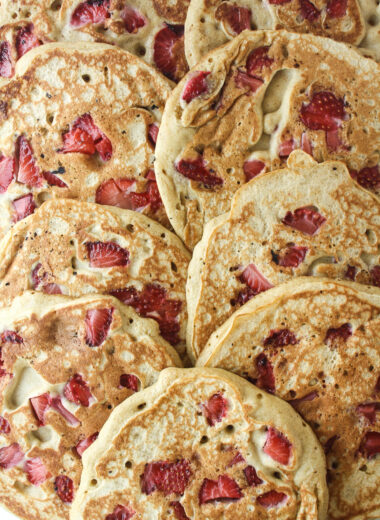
[[42, 283, 62, 295], [148, 123, 159, 146], [324, 435, 338, 454], [264, 427, 292, 465], [350, 165, 380, 191], [345, 265, 357, 280], [375, 376, 380, 394], [75, 432, 99, 457], [268, 0, 291, 4], [106, 504, 135, 520], [0, 416, 10, 434], [25, 457, 50, 486], [0, 42, 13, 79], [31, 263, 60, 294], [244, 465, 263, 487], [235, 264, 273, 305], [0, 330, 23, 343], [234, 71, 263, 93], [12, 194, 36, 223], [0, 348, 7, 378], [70, 0, 110, 28], [300, 91, 346, 132], [170, 501, 189, 520], [257, 490, 288, 508], [359, 431, 380, 459], [263, 329, 298, 348], [299, 0, 320, 20], [201, 393, 228, 426], [0, 443, 24, 469], [55, 475, 74, 503], [64, 374, 93, 407], [144, 171, 163, 212], [243, 159, 265, 181], [325, 128, 344, 151], [119, 374, 140, 392], [246, 46, 274, 75], [59, 127, 96, 155], [15, 24, 41, 59], [72, 113, 112, 161], [43, 171, 68, 188], [175, 156, 223, 187], [371, 266, 380, 287], [324, 323, 352, 346], [289, 391, 318, 407], [300, 132, 313, 156], [50, 396, 80, 426], [228, 451, 245, 467], [255, 353, 275, 394], [199, 475, 243, 504], [278, 139, 295, 158], [85, 308, 114, 347], [273, 245, 308, 268], [16, 136, 42, 187], [86, 241, 129, 268], [182, 71, 210, 103], [326, 0, 347, 18], [153, 25, 184, 82], [0, 156, 15, 193], [30, 393, 52, 425], [121, 5, 146, 33], [282, 207, 326, 235], [356, 403, 380, 425], [141, 459, 192, 496], [222, 5, 251, 35]]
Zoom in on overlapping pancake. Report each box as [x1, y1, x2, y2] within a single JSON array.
[[0, 42, 172, 236], [197, 278, 380, 519], [0, 199, 190, 357], [0, 291, 181, 520], [185, 0, 380, 67], [186, 151, 380, 360], [155, 30, 380, 248], [71, 367, 328, 520], [0, 0, 189, 81]]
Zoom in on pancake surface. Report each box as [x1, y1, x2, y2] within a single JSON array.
[[0, 41, 171, 237], [187, 151, 380, 360], [155, 30, 380, 248], [0, 291, 181, 520], [72, 367, 328, 520], [0, 199, 190, 357], [197, 278, 380, 520]]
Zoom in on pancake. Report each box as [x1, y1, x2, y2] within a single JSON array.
[[186, 151, 380, 360], [197, 278, 380, 520], [0, 199, 190, 358], [154, 30, 380, 249], [0, 0, 189, 81], [185, 0, 380, 67], [0, 290, 181, 520], [0, 41, 172, 237], [71, 367, 328, 520]]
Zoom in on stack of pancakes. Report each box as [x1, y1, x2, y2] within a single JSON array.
[[0, 1, 378, 519]]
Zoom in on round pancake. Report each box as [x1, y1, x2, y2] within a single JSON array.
[[0, 199, 190, 358], [155, 30, 380, 249], [185, 0, 380, 67], [71, 367, 328, 520], [0, 291, 181, 520], [0, 41, 172, 237], [0, 0, 189, 81], [197, 278, 380, 520], [186, 151, 380, 360]]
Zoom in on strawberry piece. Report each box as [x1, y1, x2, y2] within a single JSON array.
[[85, 308, 114, 347], [170, 501, 189, 520], [75, 432, 99, 457], [12, 194, 36, 223], [282, 207, 326, 235], [375, 376, 380, 394], [30, 393, 52, 425], [0, 416, 10, 434], [0, 42, 13, 78], [300, 91, 346, 132], [268, 0, 291, 4], [257, 490, 288, 508], [175, 157, 223, 187], [31, 263, 61, 294], [234, 71, 263, 93], [121, 5, 146, 33], [43, 171, 68, 188], [0, 330, 23, 343], [263, 329, 298, 348], [0, 156, 16, 193], [345, 265, 357, 280], [182, 71, 210, 103], [86, 241, 129, 268], [299, 0, 320, 20], [324, 435, 338, 454], [95, 178, 136, 209], [356, 403, 380, 424], [255, 353, 275, 394], [148, 123, 159, 146], [371, 266, 380, 287], [144, 171, 163, 212], [244, 465, 263, 487], [110, 284, 181, 346], [264, 427, 292, 465], [222, 5, 251, 35], [72, 113, 112, 161], [234, 264, 273, 305], [243, 159, 265, 181], [0, 443, 24, 469], [55, 475, 74, 503], [326, 0, 347, 18], [50, 396, 80, 426], [70, 0, 110, 27], [15, 24, 41, 59], [106, 504, 135, 520], [141, 459, 192, 496], [324, 323, 352, 346], [201, 393, 228, 426], [25, 457, 50, 486], [273, 245, 308, 268], [59, 127, 96, 155], [246, 46, 273, 75], [42, 283, 62, 294], [359, 431, 380, 459], [228, 451, 245, 467], [199, 475, 243, 504], [64, 374, 93, 407], [0, 348, 7, 378], [289, 391, 318, 407], [351, 165, 380, 190], [16, 136, 42, 187], [119, 374, 140, 392], [278, 139, 295, 158], [153, 25, 184, 82], [300, 132, 313, 155]]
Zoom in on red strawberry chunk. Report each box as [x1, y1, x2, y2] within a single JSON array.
[[326, 0, 347, 18], [148, 123, 159, 146], [359, 431, 380, 459], [43, 171, 68, 188], [351, 165, 380, 191], [31, 263, 61, 294], [301, 132, 313, 155], [222, 5, 251, 35], [300, 91, 346, 132], [278, 139, 295, 158], [375, 376, 380, 394], [0, 330, 23, 343], [299, 0, 320, 20], [356, 403, 380, 425], [255, 353, 275, 394], [55, 475, 74, 503], [119, 374, 140, 393], [246, 46, 274, 75], [201, 393, 228, 426], [324, 323, 352, 346], [236, 264, 273, 304], [106, 504, 135, 520], [43, 283, 62, 294], [289, 391, 318, 407], [0, 443, 24, 469], [170, 501, 189, 520], [227, 451, 245, 467], [153, 25, 184, 82], [51, 396, 80, 426], [264, 427, 292, 465], [16, 136, 42, 187], [85, 308, 114, 347], [70, 0, 110, 27], [86, 241, 129, 268], [15, 24, 41, 59], [345, 265, 357, 280], [268, 0, 291, 4], [75, 432, 99, 457], [0, 42, 13, 78], [0, 416, 10, 434], [235, 71, 263, 93], [72, 114, 112, 161], [176, 156, 223, 187], [282, 206, 326, 235], [182, 71, 210, 103], [64, 374, 93, 407], [199, 475, 243, 504], [141, 459, 192, 496], [30, 393, 52, 425], [257, 490, 288, 508], [12, 194, 36, 223], [0, 156, 15, 193], [274, 245, 308, 268], [59, 127, 96, 155], [121, 5, 146, 33], [371, 266, 380, 287], [243, 159, 265, 181], [25, 457, 50, 486], [244, 465, 263, 487], [263, 329, 298, 348]]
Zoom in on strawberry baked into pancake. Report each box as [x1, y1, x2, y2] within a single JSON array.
[[71, 367, 328, 520], [155, 30, 380, 248], [0, 291, 181, 520], [197, 278, 380, 519]]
